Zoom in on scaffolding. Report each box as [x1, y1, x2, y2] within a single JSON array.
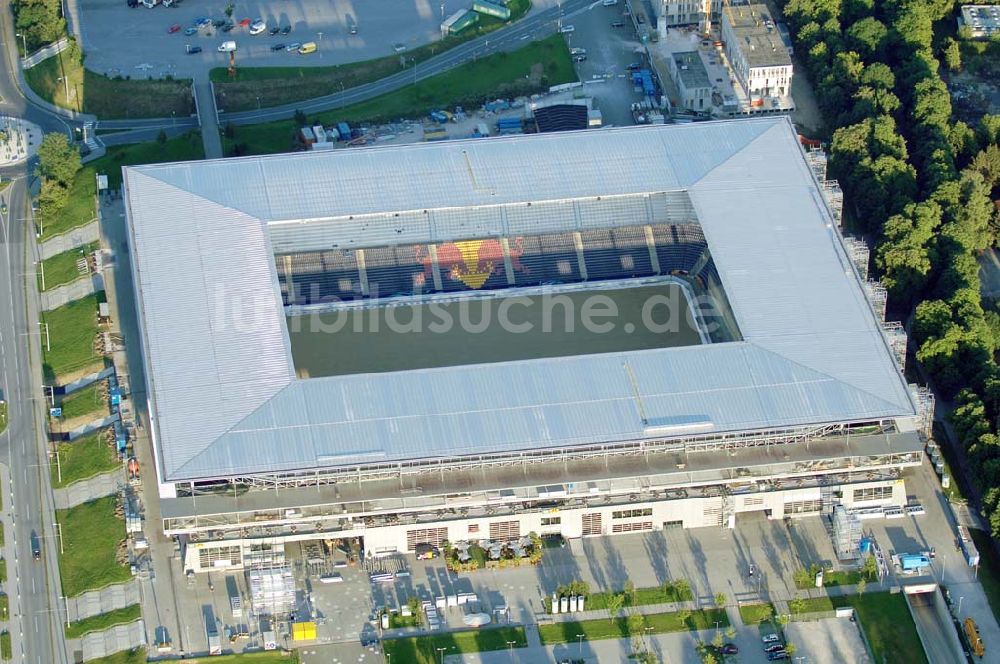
[[247, 565, 296, 617], [804, 148, 828, 182], [910, 385, 935, 439], [881, 321, 907, 370], [822, 180, 844, 226], [833, 505, 863, 560], [864, 280, 887, 322], [843, 237, 870, 280]]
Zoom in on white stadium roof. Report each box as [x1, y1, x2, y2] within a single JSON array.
[[123, 117, 916, 483]]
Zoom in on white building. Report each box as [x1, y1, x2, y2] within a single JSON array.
[[958, 4, 1000, 39], [657, 0, 721, 29], [668, 51, 712, 111], [121, 118, 927, 573], [720, 2, 793, 103]]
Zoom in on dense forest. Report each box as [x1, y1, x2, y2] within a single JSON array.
[[779, 0, 1000, 530]]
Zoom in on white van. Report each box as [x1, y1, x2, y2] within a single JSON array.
[[602, 0, 618, 5], [218, 41, 237, 52], [559, 24, 575, 33]]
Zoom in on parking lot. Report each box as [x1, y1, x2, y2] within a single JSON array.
[[559, 0, 651, 126], [78, 0, 561, 78], [784, 618, 870, 664]]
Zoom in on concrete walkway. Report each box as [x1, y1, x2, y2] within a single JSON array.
[[40, 274, 101, 311], [193, 77, 222, 159], [53, 469, 121, 509], [62, 366, 115, 395], [39, 221, 99, 259], [0, 465, 25, 664], [65, 413, 118, 441], [21, 38, 69, 69], [66, 581, 141, 622], [67, 619, 146, 662]]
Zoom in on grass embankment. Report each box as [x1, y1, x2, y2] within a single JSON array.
[[789, 592, 927, 664], [24, 48, 194, 118], [0, 630, 9, 660], [57, 382, 106, 422], [223, 34, 576, 156], [537, 609, 730, 645], [0, 559, 6, 583], [56, 496, 130, 597], [0, 402, 6, 435], [39, 242, 97, 292], [51, 428, 118, 488], [213, 0, 530, 112], [586, 584, 693, 609], [38, 131, 204, 240], [65, 604, 140, 638], [40, 293, 106, 383], [384, 627, 527, 664], [80, 650, 147, 664]]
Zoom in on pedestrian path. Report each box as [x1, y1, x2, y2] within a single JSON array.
[[66, 581, 140, 622], [67, 619, 146, 662], [39, 221, 99, 260], [21, 38, 69, 69], [53, 469, 121, 509], [40, 274, 101, 311], [193, 77, 222, 159], [0, 465, 24, 664]]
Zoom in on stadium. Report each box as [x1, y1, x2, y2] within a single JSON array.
[[122, 117, 931, 572]]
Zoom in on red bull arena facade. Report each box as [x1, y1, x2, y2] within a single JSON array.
[[121, 118, 933, 570]]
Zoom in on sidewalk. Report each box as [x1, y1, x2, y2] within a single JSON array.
[[67, 619, 145, 662], [53, 469, 121, 509], [40, 273, 101, 311], [66, 581, 140, 622], [39, 220, 99, 260]]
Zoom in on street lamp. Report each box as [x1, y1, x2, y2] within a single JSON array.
[[506, 640, 517, 660], [577, 633, 585, 657], [14, 32, 26, 55], [436, 646, 447, 663], [39, 321, 50, 352], [958, 596, 964, 615]]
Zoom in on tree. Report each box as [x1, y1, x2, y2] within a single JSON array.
[[624, 579, 636, 606], [863, 553, 878, 580], [606, 593, 624, 623], [856, 578, 867, 594], [712, 630, 724, 648], [725, 625, 736, 639], [876, 200, 942, 300], [157, 129, 168, 145], [845, 17, 887, 57], [36, 133, 81, 189], [789, 598, 806, 614], [714, 592, 727, 609], [942, 37, 962, 72], [293, 109, 307, 126], [785, 642, 798, 657]]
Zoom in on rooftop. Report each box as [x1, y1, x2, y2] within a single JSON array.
[[123, 117, 915, 484], [722, 2, 792, 69], [960, 4, 1000, 37], [672, 51, 711, 91]]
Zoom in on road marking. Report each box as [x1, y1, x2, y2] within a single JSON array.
[[31, 577, 34, 594]]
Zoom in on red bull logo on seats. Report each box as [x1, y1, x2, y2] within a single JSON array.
[[435, 239, 506, 289]]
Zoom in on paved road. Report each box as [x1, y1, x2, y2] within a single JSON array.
[[0, 179, 71, 664]]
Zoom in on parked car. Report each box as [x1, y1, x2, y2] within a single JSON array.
[[349, 24, 357, 34], [318, 573, 343, 584], [249, 19, 267, 35], [184, 26, 197, 35], [285, 42, 301, 52], [573, 55, 586, 62], [626, 62, 642, 71], [238, 17, 251, 27], [167, 23, 181, 33], [767, 651, 788, 661], [611, 20, 625, 27], [186, 45, 202, 54], [271, 43, 285, 51], [221, 22, 235, 32], [194, 17, 211, 27], [764, 643, 786, 653], [392, 43, 407, 52], [269, 26, 280, 35], [762, 634, 781, 644], [559, 24, 575, 33], [212, 19, 226, 27], [280, 25, 291, 35], [127, 0, 139, 8], [720, 644, 738, 655], [299, 42, 317, 54], [218, 41, 237, 52]]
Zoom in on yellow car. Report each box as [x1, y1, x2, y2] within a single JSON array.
[[299, 42, 317, 55]]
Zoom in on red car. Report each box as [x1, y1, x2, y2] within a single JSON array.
[[238, 17, 251, 27], [167, 23, 181, 33]]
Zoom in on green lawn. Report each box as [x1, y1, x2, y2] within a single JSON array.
[[56, 496, 130, 597], [57, 382, 107, 422], [89, 132, 205, 190], [39, 242, 97, 292], [0, 594, 8, 621], [39, 131, 204, 240], [38, 164, 96, 240], [51, 428, 118, 489], [537, 609, 730, 645], [586, 583, 694, 610], [223, 34, 577, 156], [0, 559, 6, 584], [25, 47, 194, 119], [40, 293, 106, 383], [738, 603, 776, 624], [970, 528, 1000, 625], [65, 604, 141, 638], [0, 631, 9, 660], [384, 627, 527, 664], [0, 402, 6, 435], [789, 592, 927, 664], [78, 650, 147, 664], [388, 613, 422, 628], [212, 0, 530, 111]]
